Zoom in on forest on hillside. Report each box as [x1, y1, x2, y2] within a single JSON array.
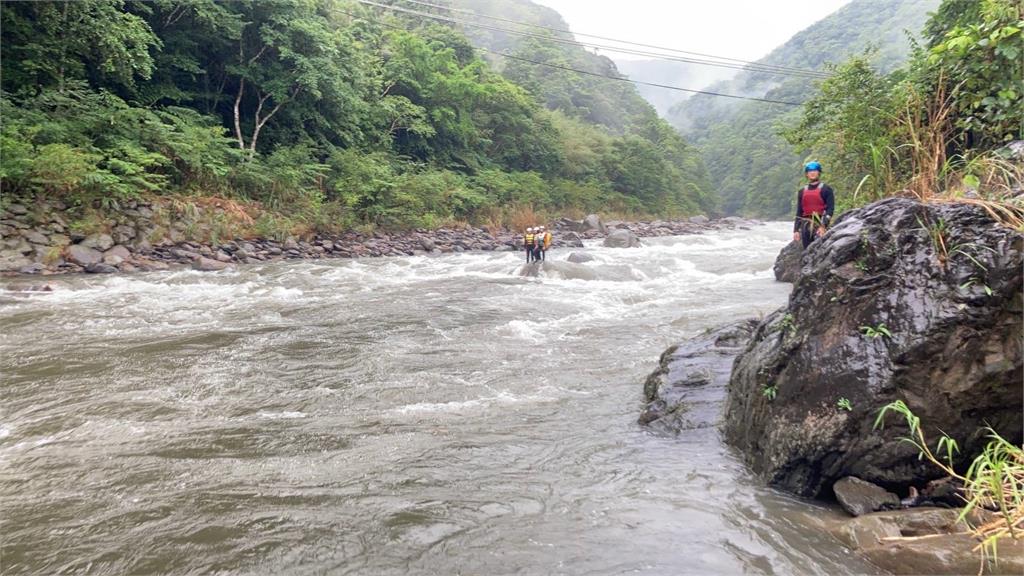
[[668, 0, 942, 217], [0, 0, 714, 236]]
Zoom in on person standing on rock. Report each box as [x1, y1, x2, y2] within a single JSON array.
[[792, 161, 835, 249], [524, 227, 537, 263], [539, 226, 552, 261]]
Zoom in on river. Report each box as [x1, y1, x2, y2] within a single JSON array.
[[0, 223, 880, 574]]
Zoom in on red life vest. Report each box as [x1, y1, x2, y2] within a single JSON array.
[[801, 184, 826, 217]]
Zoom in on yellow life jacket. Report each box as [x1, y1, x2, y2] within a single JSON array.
[[543, 231, 552, 249], [524, 233, 535, 247]]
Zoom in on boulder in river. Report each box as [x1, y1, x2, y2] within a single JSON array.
[[566, 252, 594, 264], [640, 320, 757, 433], [193, 256, 231, 271], [561, 231, 584, 248], [81, 233, 114, 252], [773, 240, 802, 283], [65, 244, 103, 266], [580, 214, 607, 234], [602, 229, 641, 248], [724, 198, 1023, 497]]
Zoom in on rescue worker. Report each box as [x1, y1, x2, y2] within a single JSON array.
[[524, 227, 537, 263], [539, 226, 552, 261], [792, 161, 835, 249]]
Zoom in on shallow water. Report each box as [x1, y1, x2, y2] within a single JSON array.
[[0, 223, 878, 574]]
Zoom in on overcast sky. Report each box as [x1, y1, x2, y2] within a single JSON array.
[[532, 0, 852, 62]]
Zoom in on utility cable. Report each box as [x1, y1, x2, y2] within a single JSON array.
[[355, 0, 830, 79], [338, 8, 803, 106], [393, 0, 829, 77]]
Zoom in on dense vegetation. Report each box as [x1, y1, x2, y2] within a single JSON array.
[[667, 0, 941, 217], [0, 0, 713, 235]]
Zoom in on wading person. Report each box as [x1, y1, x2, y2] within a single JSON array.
[[792, 161, 835, 249], [539, 226, 552, 261], [524, 227, 537, 263]]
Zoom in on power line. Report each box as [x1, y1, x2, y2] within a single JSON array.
[[394, 0, 828, 78], [487, 50, 802, 106], [355, 0, 829, 79], [360, 0, 826, 78], [337, 9, 802, 106]]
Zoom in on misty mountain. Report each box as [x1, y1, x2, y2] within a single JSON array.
[[613, 59, 735, 117], [667, 0, 941, 217]]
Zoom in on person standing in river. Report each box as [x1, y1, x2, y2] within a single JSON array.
[[539, 226, 552, 261], [792, 161, 835, 249], [524, 227, 537, 263]]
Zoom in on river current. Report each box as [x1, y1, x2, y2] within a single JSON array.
[[0, 223, 880, 574]]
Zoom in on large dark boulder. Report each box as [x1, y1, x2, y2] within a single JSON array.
[[724, 198, 1023, 497], [773, 240, 802, 282]]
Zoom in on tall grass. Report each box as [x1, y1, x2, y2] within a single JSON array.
[[849, 80, 1024, 231], [875, 400, 1024, 572]]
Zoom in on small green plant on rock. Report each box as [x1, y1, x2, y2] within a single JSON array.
[[837, 397, 853, 411], [960, 278, 994, 296], [860, 323, 892, 339], [762, 385, 777, 401], [779, 313, 796, 336]]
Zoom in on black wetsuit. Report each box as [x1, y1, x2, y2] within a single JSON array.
[[793, 182, 835, 248]]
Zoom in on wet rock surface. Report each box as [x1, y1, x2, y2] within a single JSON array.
[[825, 507, 1024, 575], [723, 198, 1023, 497], [639, 320, 758, 434], [832, 476, 899, 516], [773, 240, 802, 282], [602, 229, 642, 248], [0, 196, 759, 277]]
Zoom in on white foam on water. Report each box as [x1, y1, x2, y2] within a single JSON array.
[[257, 411, 307, 420]]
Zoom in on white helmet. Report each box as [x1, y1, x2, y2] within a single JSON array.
[[539, 226, 545, 231], [527, 227, 534, 232]]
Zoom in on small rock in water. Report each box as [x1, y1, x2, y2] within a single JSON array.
[[85, 262, 118, 274], [833, 476, 900, 517], [566, 252, 594, 264], [193, 256, 231, 271]]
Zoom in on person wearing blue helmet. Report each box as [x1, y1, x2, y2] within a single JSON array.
[[792, 161, 834, 248]]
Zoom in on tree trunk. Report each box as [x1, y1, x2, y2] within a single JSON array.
[[233, 78, 246, 151]]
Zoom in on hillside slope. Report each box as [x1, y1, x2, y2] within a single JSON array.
[[667, 0, 940, 217]]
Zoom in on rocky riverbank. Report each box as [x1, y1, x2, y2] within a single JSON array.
[[0, 196, 760, 277], [640, 197, 1024, 574]]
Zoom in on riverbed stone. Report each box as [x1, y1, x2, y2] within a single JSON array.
[[602, 229, 641, 248], [567, 252, 594, 264], [561, 231, 584, 248], [6, 203, 27, 215], [0, 250, 32, 271], [833, 476, 900, 516], [112, 224, 136, 244], [20, 229, 49, 245], [81, 233, 114, 251], [724, 198, 1024, 497], [826, 507, 1023, 575], [65, 244, 104, 266], [85, 262, 118, 274], [193, 256, 230, 271], [581, 214, 607, 234], [49, 234, 70, 247]]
